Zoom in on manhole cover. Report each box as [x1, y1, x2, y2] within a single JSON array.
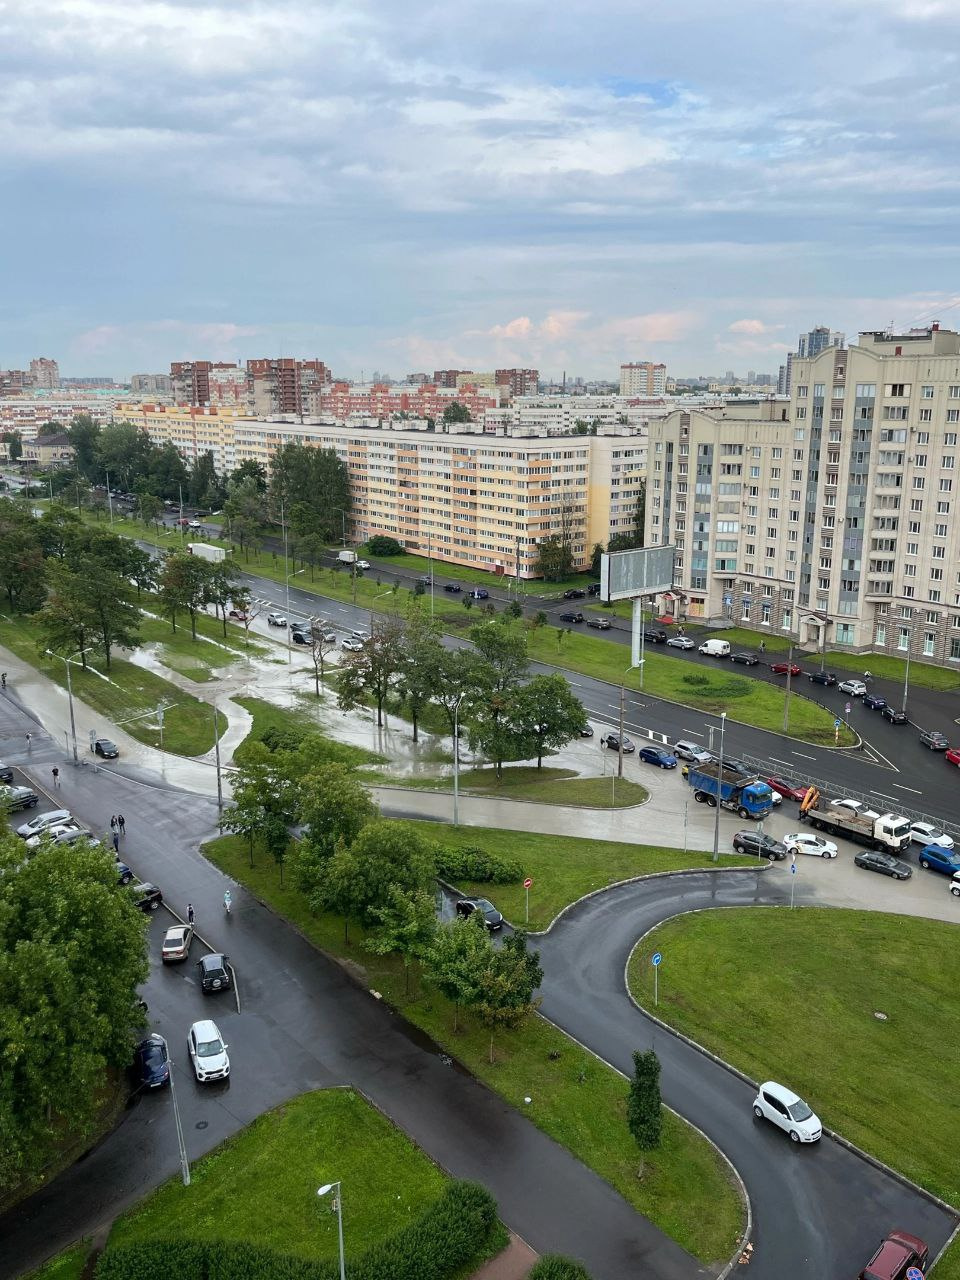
[[873, 1011, 888, 1021], [196, 1120, 209, 1129]]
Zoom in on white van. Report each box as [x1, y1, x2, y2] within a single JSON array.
[[698, 638, 731, 657]]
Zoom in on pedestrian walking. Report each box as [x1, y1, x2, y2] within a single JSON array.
[[112, 831, 120, 853], [759, 640, 765, 653], [117, 813, 126, 836], [25, 732, 31, 751], [110, 815, 117, 832], [187, 903, 195, 925], [1, 672, 6, 689], [51, 766, 60, 788]]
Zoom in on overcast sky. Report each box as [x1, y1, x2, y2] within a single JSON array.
[[2, 0, 959, 381]]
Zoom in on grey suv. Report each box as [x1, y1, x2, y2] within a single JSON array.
[[732, 830, 788, 860]]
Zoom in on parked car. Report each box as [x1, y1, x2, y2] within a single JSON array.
[[951, 873, 960, 898], [291, 630, 311, 645], [559, 611, 584, 624], [808, 671, 838, 686], [319, 629, 337, 643], [455, 897, 503, 930], [266, 612, 287, 627], [881, 705, 908, 724], [830, 798, 880, 819], [733, 831, 788, 860], [908, 821, 953, 849], [471, 588, 489, 600], [863, 693, 887, 710], [602, 733, 635, 753], [25, 823, 90, 850], [638, 746, 678, 769], [443, 583, 462, 593], [1, 785, 39, 812], [198, 952, 232, 993], [133, 1033, 170, 1089], [857, 1230, 927, 1280], [0, 761, 12, 784], [563, 588, 586, 600], [918, 845, 960, 876], [93, 738, 119, 759], [919, 728, 950, 750], [642, 628, 667, 643], [131, 881, 163, 910], [161, 924, 194, 963], [227, 609, 249, 622], [752, 1081, 822, 1142], [587, 617, 611, 630], [356, 559, 371, 570], [730, 651, 759, 666], [784, 832, 839, 859], [187, 1019, 230, 1083], [854, 850, 912, 880], [341, 638, 364, 652], [946, 746, 960, 766], [587, 582, 602, 596], [116, 860, 134, 886], [17, 808, 72, 838], [765, 777, 811, 803], [838, 678, 867, 696], [666, 635, 695, 649], [351, 630, 369, 642], [770, 661, 802, 676], [672, 740, 712, 763], [579, 724, 594, 738]]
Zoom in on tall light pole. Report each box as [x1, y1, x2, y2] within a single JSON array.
[[285, 568, 306, 664], [212, 703, 223, 822], [453, 692, 465, 826], [317, 1182, 346, 1280], [371, 587, 392, 630], [711, 710, 727, 862], [333, 507, 348, 547], [104, 469, 114, 524], [901, 613, 913, 714], [617, 663, 634, 779], [168, 1058, 191, 1186], [46, 649, 84, 764]]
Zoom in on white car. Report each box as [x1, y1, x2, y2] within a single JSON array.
[[672, 739, 712, 763], [17, 808, 72, 838], [266, 613, 287, 627], [784, 832, 839, 858], [666, 636, 695, 650], [187, 1019, 230, 1082], [341, 638, 364, 653], [909, 821, 954, 849], [351, 629, 370, 641], [24, 822, 89, 850], [161, 924, 194, 963], [752, 1081, 822, 1143], [838, 679, 867, 696], [356, 559, 371, 570], [830, 798, 880, 820]]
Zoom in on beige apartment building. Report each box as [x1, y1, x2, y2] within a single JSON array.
[[648, 324, 960, 663], [121, 403, 244, 473]]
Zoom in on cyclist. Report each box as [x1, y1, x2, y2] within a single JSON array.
[[223, 889, 232, 915]]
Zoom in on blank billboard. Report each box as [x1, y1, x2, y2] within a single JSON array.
[[600, 545, 676, 602]]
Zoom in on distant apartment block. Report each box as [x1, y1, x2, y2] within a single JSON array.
[[619, 362, 667, 396], [130, 373, 173, 396], [798, 326, 845, 358], [0, 395, 116, 438], [312, 381, 498, 423], [30, 357, 59, 389], [120, 403, 245, 474], [495, 368, 539, 397], [247, 357, 331, 416], [433, 369, 471, 388]]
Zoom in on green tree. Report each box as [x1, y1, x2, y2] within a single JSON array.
[[428, 646, 480, 741], [314, 820, 435, 942], [35, 561, 98, 668], [35, 503, 82, 561], [590, 542, 604, 574], [0, 500, 45, 612], [268, 441, 349, 543], [206, 558, 244, 635], [308, 626, 338, 695], [224, 742, 299, 865], [73, 558, 141, 670], [397, 607, 444, 742], [466, 622, 532, 779], [506, 599, 523, 620], [364, 885, 437, 994], [294, 763, 378, 894], [146, 440, 189, 499], [157, 550, 212, 639], [292, 531, 327, 581], [337, 614, 406, 727], [187, 450, 221, 508], [96, 420, 155, 490], [136, 493, 163, 529], [66, 414, 102, 480], [425, 915, 492, 1032], [0, 834, 148, 1190], [534, 534, 574, 581], [2, 429, 23, 461], [513, 674, 589, 767], [223, 475, 265, 560], [442, 401, 472, 424], [627, 1048, 663, 1151], [471, 931, 543, 1064], [229, 459, 267, 492]]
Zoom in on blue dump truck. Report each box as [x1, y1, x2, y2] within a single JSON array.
[[686, 762, 775, 819]]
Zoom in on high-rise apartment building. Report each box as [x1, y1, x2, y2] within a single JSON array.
[[798, 326, 845, 359], [246, 358, 331, 416], [130, 373, 173, 396], [619, 362, 667, 396], [433, 369, 471, 388], [495, 368, 539, 397], [171, 360, 214, 405], [30, 357, 59, 389]]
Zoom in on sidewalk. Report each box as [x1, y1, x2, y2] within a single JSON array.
[[470, 1234, 538, 1280]]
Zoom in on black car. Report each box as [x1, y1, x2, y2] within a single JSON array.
[[559, 611, 584, 624], [116, 860, 134, 886], [587, 583, 602, 596], [455, 897, 503, 930], [854, 850, 912, 880], [0, 761, 12, 784], [642, 628, 667, 643], [602, 733, 635, 753], [1, 785, 39, 812], [881, 705, 908, 724], [730, 651, 759, 666], [197, 952, 232, 993], [94, 738, 119, 759], [919, 729, 950, 751], [808, 671, 838, 686], [443, 583, 462, 593], [131, 882, 163, 911], [133, 1033, 170, 1089], [563, 588, 586, 600], [291, 629, 311, 645], [587, 617, 611, 630], [579, 724, 594, 738], [471, 588, 489, 600], [732, 830, 788, 860]]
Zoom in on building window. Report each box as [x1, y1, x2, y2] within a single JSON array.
[[836, 623, 854, 644], [951, 638, 960, 661], [924, 633, 936, 657], [875, 624, 886, 646], [898, 628, 910, 650]]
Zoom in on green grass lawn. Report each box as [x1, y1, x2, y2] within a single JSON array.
[[0, 615, 227, 756], [628, 907, 960, 1206], [384, 765, 649, 811], [232, 694, 387, 767], [23, 1243, 91, 1280], [106, 1089, 505, 1265], [202, 833, 745, 1265]]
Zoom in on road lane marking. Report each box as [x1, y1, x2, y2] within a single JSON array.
[[892, 783, 922, 794], [792, 752, 816, 760]]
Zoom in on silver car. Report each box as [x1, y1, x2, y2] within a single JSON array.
[[17, 808, 72, 838]]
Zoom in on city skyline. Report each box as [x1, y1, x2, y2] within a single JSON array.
[[3, 0, 959, 377]]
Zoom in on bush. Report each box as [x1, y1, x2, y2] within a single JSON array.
[[528, 1257, 593, 1280], [366, 536, 404, 556], [434, 844, 523, 884], [96, 1182, 496, 1280], [680, 673, 710, 687]]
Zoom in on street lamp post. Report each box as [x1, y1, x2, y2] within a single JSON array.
[[168, 1058, 191, 1186], [902, 618, 913, 714], [711, 711, 727, 863], [453, 692, 465, 826], [371, 587, 392, 629], [333, 507, 348, 547], [617, 663, 634, 780], [46, 649, 84, 764], [285, 568, 306, 665], [317, 1182, 346, 1280]]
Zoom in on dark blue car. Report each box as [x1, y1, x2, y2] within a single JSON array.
[[133, 1033, 170, 1089], [918, 845, 960, 876], [863, 693, 887, 710], [638, 746, 678, 769]]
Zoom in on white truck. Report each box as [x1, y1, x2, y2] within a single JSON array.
[[799, 788, 911, 851], [337, 549, 357, 565], [187, 542, 226, 564]]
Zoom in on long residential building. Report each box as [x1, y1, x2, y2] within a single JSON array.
[[648, 323, 960, 663]]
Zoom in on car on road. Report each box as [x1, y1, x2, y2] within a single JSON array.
[[642, 628, 667, 643], [946, 747, 960, 767], [918, 845, 960, 876], [443, 583, 462, 593], [471, 588, 489, 600], [318, 629, 337, 643], [666, 635, 695, 649], [863, 692, 887, 710], [733, 831, 788, 860], [187, 1019, 230, 1083], [637, 746, 678, 769], [563, 588, 586, 599], [880, 705, 908, 724], [131, 881, 163, 910], [17, 808, 72, 838], [116, 860, 134, 885], [808, 670, 838, 686], [587, 617, 611, 630], [291, 630, 311, 645], [919, 728, 950, 750], [830, 798, 880, 819], [765, 778, 811, 803], [455, 897, 503, 930], [587, 582, 602, 595], [602, 733, 635, 753], [356, 559, 371, 571], [161, 924, 194, 963], [579, 724, 594, 738], [0, 761, 12, 784], [1, 785, 39, 812], [227, 609, 249, 622], [730, 651, 759, 665], [341, 638, 364, 652], [93, 738, 119, 759], [559, 611, 584, 624], [770, 660, 802, 676], [908, 821, 953, 849], [951, 873, 960, 898], [187, 519, 202, 530], [854, 850, 912, 880], [351, 629, 369, 641], [857, 1229, 928, 1280], [784, 832, 839, 858], [838, 678, 867, 696], [266, 612, 287, 626], [672, 740, 712, 763], [198, 952, 232, 993], [752, 1081, 822, 1143], [133, 1033, 170, 1090]]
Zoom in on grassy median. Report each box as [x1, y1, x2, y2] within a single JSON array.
[[380, 765, 650, 812]]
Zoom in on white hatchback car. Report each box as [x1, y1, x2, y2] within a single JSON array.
[[753, 1081, 822, 1143], [187, 1019, 230, 1083], [908, 822, 954, 849], [784, 832, 839, 858], [830, 798, 880, 820]]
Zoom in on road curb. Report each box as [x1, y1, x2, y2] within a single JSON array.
[[373, 781, 650, 813]]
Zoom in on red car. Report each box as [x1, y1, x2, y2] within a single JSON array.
[[946, 747, 960, 767], [858, 1228, 927, 1280], [766, 777, 811, 802], [228, 609, 250, 622], [770, 661, 802, 676]]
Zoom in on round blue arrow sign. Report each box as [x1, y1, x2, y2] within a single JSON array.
[[652, 952, 662, 966]]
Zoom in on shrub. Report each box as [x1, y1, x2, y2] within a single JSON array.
[[366, 535, 404, 556], [434, 844, 523, 884], [528, 1257, 593, 1280], [680, 673, 710, 687]]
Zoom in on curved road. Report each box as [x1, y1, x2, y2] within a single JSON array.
[[535, 871, 958, 1279]]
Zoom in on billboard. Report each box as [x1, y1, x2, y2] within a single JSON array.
[[600, 545, 676, 603]]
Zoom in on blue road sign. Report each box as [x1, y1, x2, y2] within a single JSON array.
[[652, 952, 662, 966], [834, 717, 842, 729], [906, 1268, 924, 1280], [790, 863, 797, 875]]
